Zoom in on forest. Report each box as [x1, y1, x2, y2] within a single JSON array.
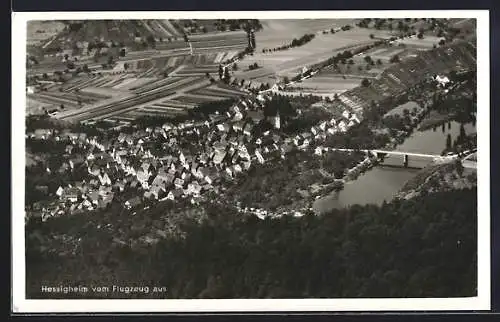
[[26, 188, 477, 299]]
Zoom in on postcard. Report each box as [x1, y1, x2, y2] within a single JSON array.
[[11, 10, 490, 313]]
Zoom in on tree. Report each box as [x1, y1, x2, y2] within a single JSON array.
[[123, 63, 129, 70], [439, 39, 446, 46], [223, 67, 231, 84], [446, 134, 452, 150], [348, 59, 354, 65], [119, 48, 126, 57], [232, 63, 238, 71], [369, 34, 374, 39], [250, 32, 256, 49], [218, 64, 223, 80], [417, 33, 424, 39], [361, 78, 370, 87], [455, 159, 464, 177], [390, 54, 400, 63], [376, 59, 383, 65], [459, 124, 466, 140]]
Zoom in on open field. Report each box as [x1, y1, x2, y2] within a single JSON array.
[[391, 35, 444, 49], [234, 27, 393, 83], [256, 19, 357, 50], [295, 76, 363, 94], [26, 97, 54, 115], [27, 21, 66, 47], [39, 71, 246, 122]]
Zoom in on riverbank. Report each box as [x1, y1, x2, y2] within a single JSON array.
[[418, 110, 455, 131], [395, 160, 477, 200]]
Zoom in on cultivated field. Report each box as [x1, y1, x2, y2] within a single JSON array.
[[391, 35, 445, 49], [27, 21, 66, 47], [234, 26, 394, 85], [297, 76, 365, 94], [256, 19, 357, 50]]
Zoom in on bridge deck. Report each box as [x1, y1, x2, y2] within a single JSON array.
[[328, 148, 442, 159]]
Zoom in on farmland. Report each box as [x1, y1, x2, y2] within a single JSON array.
[[27, 21, 66, 47], [26, 19, 254, 122], [234, 25, 394, 86], [26, 19, 475, 124]]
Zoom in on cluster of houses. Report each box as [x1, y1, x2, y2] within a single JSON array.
[[26, 91, 365, 220]]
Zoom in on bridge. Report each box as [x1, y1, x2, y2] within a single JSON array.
[[326, 148, 457, 168]]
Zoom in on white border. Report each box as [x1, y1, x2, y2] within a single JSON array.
[[12, 10, 490, 313]]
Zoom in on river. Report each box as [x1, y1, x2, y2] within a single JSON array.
[[313, 121, 476, 213]]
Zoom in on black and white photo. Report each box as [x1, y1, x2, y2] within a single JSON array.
[[12, 10, 490, 313]]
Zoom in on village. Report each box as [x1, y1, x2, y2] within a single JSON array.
[[25, 88, 370, 221]]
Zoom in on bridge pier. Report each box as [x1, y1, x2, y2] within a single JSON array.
[[403, 154, 409, 168]]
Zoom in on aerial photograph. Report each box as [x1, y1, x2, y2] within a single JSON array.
[[24, 17, 478, 300]]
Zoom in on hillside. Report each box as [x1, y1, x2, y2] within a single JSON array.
[[26, 188, 477, 299]]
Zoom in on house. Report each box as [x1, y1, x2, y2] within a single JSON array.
[[350, 113, 361, 124], [271, 113, 281, 129], [35, 185, 49, 195], [69, 156, 85, 169], [98, 172, 112, 186], [233, 111, 244, 121], [212, 150, 227, 165], [233, 164, 243, 173], [166, 190, 175, 200], [201, 167, 218, 185], [88, 164, 101, 176], [65, 145, 74, 154], [225, 167, 233, 178], [136, 169, 151, 185], [82, 199, 93, 209], [342, 110, 351, 119], [89, 178, 99, 187], [243, 123, 254, 136], [124, 196, 142, 210], [117, 132, 127, 143], [33, 129, 52, 140], [338, 120, 348, 132], [187, 181, 202, 195], [247, 111, 265, 123], [113, 181, 126, 192], [56, 186, 64, 197], [162, 123, 174, 131], [58, 162, 71, 174], [130, 179, 139, 188], [255, 150, 265, 164], [99, 185, 113, 197], [150, 184, 165, 199], [174, 178, 185, 189], [242, 160, 252, 170], [89, 190, 100, 205], [144, 191, 154, 199], [233, 121, 246, 132], [64, 187, 80, 203], [216, 123, 229, 132]]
